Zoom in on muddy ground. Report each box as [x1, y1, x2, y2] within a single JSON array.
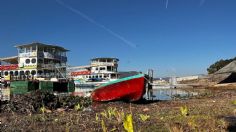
[[0, 86, 236, 132]]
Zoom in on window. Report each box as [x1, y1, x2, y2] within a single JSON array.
[[26, 47, 31, 53], [107, 66, 112, 71], [4, 72, 8, 76], [19, 48, 25, 53], [20, 71, 24, 75], [61, 52, 66, 57], [38, 70, 43, 75], [100, 67, 105, 70], [31, 70, 36, 75], [38, 47, 43, 52], [31, 58, 36, 63], [111, 74, 116, 79], [38, 59, 43, 64], [15, 71, 19, 76], [10, 71, 14, 75], [32, 46, 36, 51], [25, 59, 30, 64], [25, 71, 30, 75]]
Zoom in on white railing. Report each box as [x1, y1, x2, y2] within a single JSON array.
[[91, 62, 117, 66]]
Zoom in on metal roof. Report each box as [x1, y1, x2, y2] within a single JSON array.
[[91, 57, 119, 61], [14, 42, 69, 52], [215, 60, 236, 74], [0, 56, 18, 64]]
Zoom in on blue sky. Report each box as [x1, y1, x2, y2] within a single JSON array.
[[0, 0, 236, 77]]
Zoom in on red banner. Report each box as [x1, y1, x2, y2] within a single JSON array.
[[71, 71, 91, 76], [0, 64, 19, 70]]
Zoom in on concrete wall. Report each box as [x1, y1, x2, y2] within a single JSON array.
[[177, 75, 199, 82]]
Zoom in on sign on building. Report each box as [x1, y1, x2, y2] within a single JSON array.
[[0, 78, 10, 101], [1, 88, 10, 101]]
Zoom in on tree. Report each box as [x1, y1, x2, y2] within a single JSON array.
[[207, 57, 236, 74]]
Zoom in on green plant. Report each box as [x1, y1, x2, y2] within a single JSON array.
[[101, 120, 107, 132], [74, 103, 81, 111], [101, 110, 108, 119], [180, 106, 188, 117], [95, 113, 99, 122], [139, 114, 150, 122], [231, 100, 236, 105], [110, 127, 117, 131], [40, 105, 46, 114], [114, 110, 125, 123], [107, 107, 117, 119], [123, 114, 134, 132]]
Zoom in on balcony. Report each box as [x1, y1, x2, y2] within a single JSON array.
[[91, 62, 117, 66], [38, 63, 67, 69], [38, 52, 67, 62], [38, 64, 55, 69], [19, 52, 37, 57]]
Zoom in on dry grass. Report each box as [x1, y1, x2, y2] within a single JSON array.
[[1, 87, 236, 132]]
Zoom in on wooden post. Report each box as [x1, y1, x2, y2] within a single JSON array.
[[147, 69, 154, 100]]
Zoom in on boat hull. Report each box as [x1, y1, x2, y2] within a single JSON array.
[[91, 74, 146, 102]]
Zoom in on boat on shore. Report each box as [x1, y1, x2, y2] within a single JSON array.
[[74, 78, 113, 88], [91, 74, 146, 102]]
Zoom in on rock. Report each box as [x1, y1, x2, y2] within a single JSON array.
[[143, 108, 150, 112], [56, 108, 65, 113], [45, 109, 52, 113], [83, 107, 92, 112]]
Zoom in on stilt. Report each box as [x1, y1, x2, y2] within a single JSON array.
[[147, 69, 154, 100]]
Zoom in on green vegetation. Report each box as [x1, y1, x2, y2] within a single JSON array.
[[180, 106, 188, 117], [207, 57, 236, 74], [232, 100, 236, 105], [123, 114, 134, 132], [74, 103, 81, 111], [101, 120, 107, 132], [139, 114, 150, 122], [39, 105, 46, 114]]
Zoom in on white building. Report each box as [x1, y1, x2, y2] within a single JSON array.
[[0, 42, 69, 80], [68, 58, 119, 82], [176, 75, 200, 82]]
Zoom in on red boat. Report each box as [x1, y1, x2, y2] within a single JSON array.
[[91, 74, 146, 102]]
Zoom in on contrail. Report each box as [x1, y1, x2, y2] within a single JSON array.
[[55, 0, 137, 48], [166, 0, 169, 9], [200, 0, 206, 6]]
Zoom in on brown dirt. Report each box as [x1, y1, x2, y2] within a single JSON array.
[[0, 87, 236, 132]]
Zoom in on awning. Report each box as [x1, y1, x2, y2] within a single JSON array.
[[0, 56, 18, 64]]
